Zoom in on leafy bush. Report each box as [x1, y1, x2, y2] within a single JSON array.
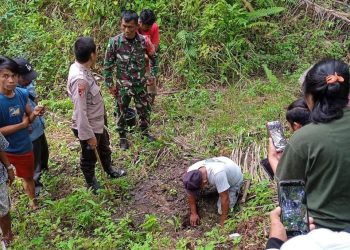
[[2, 0, 346, 99]]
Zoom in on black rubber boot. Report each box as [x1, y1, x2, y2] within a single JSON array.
[[119, 133, 129, 150], [86, 176, 102, 194], [105, 168, 127, 178]]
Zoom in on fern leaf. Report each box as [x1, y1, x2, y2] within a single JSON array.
[[263, 64, 278, 85], [246, 21, 278, 29], [247, 7, 285, 21]]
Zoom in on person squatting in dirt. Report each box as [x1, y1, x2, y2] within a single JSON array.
[[67, 37, 126, 193], [0, 56, 45, 210], [103, 10, 157, 150], [182, 156, 243, 227], [138, 9, 160, 105], [15, 57, 49, 197]]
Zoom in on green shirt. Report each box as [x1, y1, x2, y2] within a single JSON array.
[[277, 108, 350, 231]]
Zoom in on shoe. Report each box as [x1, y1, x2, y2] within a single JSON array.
[[35, 185, 43, 197], [87, 177, 103, 194], [108, 168, 127, 178], [119, 138, 129, 150]]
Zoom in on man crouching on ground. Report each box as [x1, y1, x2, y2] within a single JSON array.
[[67, 37, 126, 193], [183, 156, 243, 227]]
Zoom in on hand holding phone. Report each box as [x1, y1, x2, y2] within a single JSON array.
[[278, 180, 309, 238], [267, 121, 287, 152]]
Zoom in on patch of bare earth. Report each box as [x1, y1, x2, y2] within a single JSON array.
[[236, 216, 269, 250], [131, 156, 220, 236]]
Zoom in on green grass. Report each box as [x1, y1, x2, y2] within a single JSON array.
[[3, 1, 349, 249], [9, 74, 290, 249]]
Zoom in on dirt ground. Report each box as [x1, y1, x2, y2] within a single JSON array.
[[116, 154, 269, 249], [41, 113, 269, 249]]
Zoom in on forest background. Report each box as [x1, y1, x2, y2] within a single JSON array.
[[0, 0, 349, 249]]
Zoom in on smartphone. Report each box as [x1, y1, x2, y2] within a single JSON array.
[[259, 158, 274, 180], [267, 121, 287, 152], [278, 180, 309, 238]]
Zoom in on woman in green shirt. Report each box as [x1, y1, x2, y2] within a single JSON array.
[[268, 59, 350, 231]]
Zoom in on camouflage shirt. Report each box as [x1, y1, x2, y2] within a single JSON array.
[[103, 33, 157, 88]]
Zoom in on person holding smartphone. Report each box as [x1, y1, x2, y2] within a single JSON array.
[[262, 98, 310, 180], [266, 207, 350, 249], [268, 59, 350, 231]]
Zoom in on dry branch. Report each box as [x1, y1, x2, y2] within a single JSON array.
[[242, 0, 254, 12], [240, 179, 251, 203], [300, 0, 350, 24]]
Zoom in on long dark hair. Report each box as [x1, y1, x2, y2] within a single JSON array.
[[304, 59, 349, 123]]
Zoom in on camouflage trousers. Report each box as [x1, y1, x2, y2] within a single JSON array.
[[115, 85, 151, 134]]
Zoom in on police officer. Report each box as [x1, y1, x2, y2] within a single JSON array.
[[67, 37, 126, 192], [103, 10, 157, 150]]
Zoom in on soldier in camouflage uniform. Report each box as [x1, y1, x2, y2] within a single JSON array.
[[103, 10, 157, 150]]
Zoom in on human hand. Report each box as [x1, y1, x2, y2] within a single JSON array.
[[268, 138, 283, 160], [87, 137, 97, 150], [7, 168, 15, 186], [309, 217, 316, 231], [109, 86, 117, 96], [22, 115, 30, 128], [33, 105, 45, 116], [269, 207, 287, 242], [268, 138, 283, 174], [190, 213, 200, 227]]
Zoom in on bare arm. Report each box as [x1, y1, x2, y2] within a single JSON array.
[[0, 115, 29, 136], [188, 194, 200, 227], [0, 151, 10, 167], [0, 151, 14, 186], [219, 190, 230, 226], [268, 138, 283, 174]]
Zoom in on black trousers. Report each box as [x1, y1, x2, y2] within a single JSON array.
[[72, 128, 112, 185], [32, 133, 49, 186]]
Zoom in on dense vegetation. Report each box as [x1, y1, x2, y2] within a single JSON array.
[[1, 0, 349, 249]]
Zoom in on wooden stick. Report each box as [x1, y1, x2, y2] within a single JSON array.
[[94, 149, 111, 190], [301, 0, 350, 24], [242, 0, 254, 12], [240, 179, 252, 204]]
